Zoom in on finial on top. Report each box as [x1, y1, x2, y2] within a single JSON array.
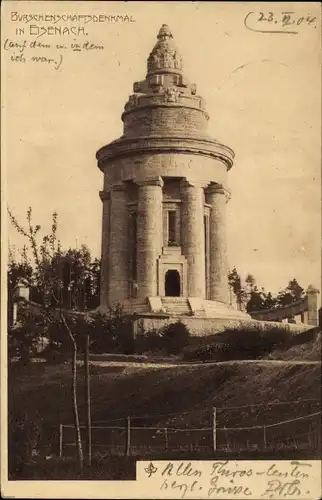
[[147, 24, 183, 76], [157, 24, 173, 40]]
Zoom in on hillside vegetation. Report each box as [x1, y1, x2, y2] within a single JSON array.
[[10, 329, 321, 429], [8, 327, 321, 481]]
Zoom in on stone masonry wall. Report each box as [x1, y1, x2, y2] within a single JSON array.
[[123, 106, 208, 138]]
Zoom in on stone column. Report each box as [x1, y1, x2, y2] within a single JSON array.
[[207, 184, 230, 303], [99, 190, 110, 308], [180, 179, 207, 298], [306, 285, 320, 326], [108, 184, 129, 306], [136, 177, 163, 298]]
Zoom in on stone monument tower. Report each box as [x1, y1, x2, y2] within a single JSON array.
[[97, 25, 249, 333]]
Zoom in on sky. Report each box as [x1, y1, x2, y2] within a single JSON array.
[[2, 1, 321, 295]]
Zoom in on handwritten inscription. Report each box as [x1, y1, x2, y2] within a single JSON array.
[[160, 462, 203, 498], [208, 461, 253, 497], [4, 37, 104, 70], [138, 460, 320, 499], [244, 11, 318, 34], [4, 9, 135, 70]]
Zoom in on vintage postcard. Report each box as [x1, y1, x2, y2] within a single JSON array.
[[1, 1, 321, 498]]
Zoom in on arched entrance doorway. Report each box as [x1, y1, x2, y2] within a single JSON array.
[[165, 270, 181, 297]]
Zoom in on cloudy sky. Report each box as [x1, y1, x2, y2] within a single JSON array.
[[3, 1, 321, 294]]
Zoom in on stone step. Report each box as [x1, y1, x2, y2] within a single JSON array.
[[161, 297, 191, 315], [162, 297, 188, 303]]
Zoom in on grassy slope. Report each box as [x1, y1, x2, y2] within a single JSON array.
[[10, 361, 321, 431], [266, 329, 321, 361], [9, 330, 321, 451], [8, 331, 321, 479]]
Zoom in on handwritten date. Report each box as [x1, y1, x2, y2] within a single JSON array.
[[245, 11, 318, 34]]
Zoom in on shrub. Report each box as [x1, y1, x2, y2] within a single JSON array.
[[182, 323, 296, 362], [9, 412, 43, 475], [133, 322, 190, 356], [183, 344, 213, 362], [8, 322, 41, 364], [160, 321, 190, 355], [88, 306, 135, 354], [47, 320, 72, 353], [261, 325, 293, 351], [134, 328, 164, 354]]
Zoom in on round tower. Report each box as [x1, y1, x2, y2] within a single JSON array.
[[96, 25, 249, 330]]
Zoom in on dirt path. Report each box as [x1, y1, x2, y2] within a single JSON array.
[[90, 359, 321, 369]]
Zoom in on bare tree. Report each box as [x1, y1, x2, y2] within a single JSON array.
[[8, 207, 84, 469]]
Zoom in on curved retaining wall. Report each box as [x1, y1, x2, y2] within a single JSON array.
[[249, 288, 320, 327]]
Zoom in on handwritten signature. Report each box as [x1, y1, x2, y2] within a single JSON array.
[[244, 11, 318, 34], [144, 460, 314, 499]]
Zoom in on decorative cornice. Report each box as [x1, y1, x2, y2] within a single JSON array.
[[206, 183, 231, 202], [96, 136, 234, 171], [137, 176, 164, 188], [99, 190, 110, 201], [180, 179, 209, 190]]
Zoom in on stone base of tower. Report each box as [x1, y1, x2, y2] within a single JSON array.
[[100, 297, 255, 336], [98, 297, 312, 336]]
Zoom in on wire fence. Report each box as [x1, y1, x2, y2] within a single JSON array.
[[59, 408, 321, 458]]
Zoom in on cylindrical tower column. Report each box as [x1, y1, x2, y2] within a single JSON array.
[[136, 177, 163, 298], [207, 184, 230, 303], [99, 190, 110, 308], [181, 179, 207, 298], [108, 184, 129, 306]]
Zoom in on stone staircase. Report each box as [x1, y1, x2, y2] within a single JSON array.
[[161, 297, 192, 316]]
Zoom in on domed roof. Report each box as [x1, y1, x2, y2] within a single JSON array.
[[147, 24, 183, 76]]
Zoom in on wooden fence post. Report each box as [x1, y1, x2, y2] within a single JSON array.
[[224, 426, 229, 451], [164, 428, 168, 452], [84, 333, 92, 466], [213, 407, 217, 452], [125, 416, 131, 456], [188, 431, 192, 453], [263, 425, 267, 449], [59, 424, 63, 458]]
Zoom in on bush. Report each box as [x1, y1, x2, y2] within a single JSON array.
[[8, 323, 41, 364], [9, 412, 43, 476], [134, 328, 164, 354], [182, 323, 295, 362], [160, 321, 190, 355], [89, 306, 135, 354], [133, 322, 190, 356]]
